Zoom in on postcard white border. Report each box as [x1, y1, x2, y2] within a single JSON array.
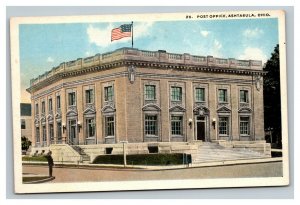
[[10, 10, 289, 194]]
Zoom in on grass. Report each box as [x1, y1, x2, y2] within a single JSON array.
[[92, 153, 191, 165], [22, 156, 47, 162], [22, 176, 49, 183]]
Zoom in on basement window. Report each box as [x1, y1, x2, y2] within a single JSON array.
[[105, 147, 113, 154], [148, 146, 158, 153]]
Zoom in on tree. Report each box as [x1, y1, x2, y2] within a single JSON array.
[[263, 44, 281, 148], [21, 136, 32, 151]]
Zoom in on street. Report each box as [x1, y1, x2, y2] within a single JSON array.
[[23, 162, 283, 183]]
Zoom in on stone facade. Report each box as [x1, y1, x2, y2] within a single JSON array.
[[27, 47, 266, 155]]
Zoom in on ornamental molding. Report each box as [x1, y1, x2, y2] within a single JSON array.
[[142, 103, 161, 111]]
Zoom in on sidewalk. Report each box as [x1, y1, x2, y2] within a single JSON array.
[[22, 157, 282, 171]]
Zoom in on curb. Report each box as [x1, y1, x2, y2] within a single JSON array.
[[23, 157, 282, 171], [23, 176, 55, 184]]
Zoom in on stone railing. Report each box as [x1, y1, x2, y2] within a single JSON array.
[[30, 47, 263, 86]]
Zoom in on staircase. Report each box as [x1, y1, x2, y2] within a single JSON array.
[[192, 142, 268, 164], [71, 145, 91, 163]]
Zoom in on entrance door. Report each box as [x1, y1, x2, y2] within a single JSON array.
[[196, 116, 206, 141], [68, 120, 78, 145]]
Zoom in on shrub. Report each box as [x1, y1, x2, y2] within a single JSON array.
[[92, 153, 191, 165], [22, 156, 47, 162]]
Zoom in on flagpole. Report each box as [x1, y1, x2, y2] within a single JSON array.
[[131, 21, 133, 48]]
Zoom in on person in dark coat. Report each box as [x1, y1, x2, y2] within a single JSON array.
[[45, 151, 54, 177]]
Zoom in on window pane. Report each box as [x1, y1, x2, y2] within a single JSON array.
[[105, 86, 113, 101], [86, 89, 94, 103], [49, 99, 52, 111], [145, 115, 158, 135], [240, 117, 250, 135], [106, 116, 114, 136], [57, 96, 61, 109], [57, 122, 62, 140], [35, 104, 39, 114], [195, 88, 205, 102], [86, 118, 95, 138], [219, 117, 229, 135], [240, 90, 248, 103], [21, 119, 26, 129], [145, 85, 156, 100], [171, 116, 183, 135], [36, 127, 40, 142], [49, 124, 54, 140], [171, 87, 182, 101], [42, 102, 45, 113], [218, 89, 227, 102]]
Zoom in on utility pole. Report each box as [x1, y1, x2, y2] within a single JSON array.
[[120, 141, 128, 167]]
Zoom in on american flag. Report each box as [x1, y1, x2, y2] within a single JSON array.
[[111, 24, 132, 41]]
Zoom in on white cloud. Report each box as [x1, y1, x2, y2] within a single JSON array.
[[87, 22, 154, 48], [209, 39, 223, 57], [239, 47, 268, 63], [200, 30, 210, 37], [214, 39, 222, 50], [47, 57, 54, 62], [243, 28, 264, 38]]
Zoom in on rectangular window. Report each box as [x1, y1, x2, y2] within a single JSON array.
[[41, 101, 45, 113], [195, 88, 205, 102], [171, 116, 183, 135], [49, 124, 54, 140], [104, 86, 114, 102], [21, 119, 26, 129], [240, 90, 249, 103], [171, 87, 182, 101], [240, 117, 250, 135], [68, 92, 76, 106], [35, 127, 40, 143], [48, 98, 53, 111], [85, 89, 94, 104], [219, 117, 229, 136], [218, 89, 228, 102], [57, 122, 62, 141], [105, 116, 114, 137], [35, 103, 39, 115], [145, 85, 156, 100], [86, 118, 95, 138], [42, 125, 47, 142], [145, 115, 158, 136], [56, 95, 61, 109]]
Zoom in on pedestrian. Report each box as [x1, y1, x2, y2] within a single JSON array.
[[45, 150, 54, 177]]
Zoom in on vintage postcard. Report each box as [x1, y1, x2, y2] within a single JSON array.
[[10, 10, 289, 193]]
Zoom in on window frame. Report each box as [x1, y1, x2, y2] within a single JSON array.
[[171, 86, 182, 102], [85, 89, 94, 104], [144, 114, 158, 136], [240, 90, 249, 103], [104, 86, 114, 102], [218, 116, 229, 136], [21, 119, 26, 129], [105, 116, 115, 137], [56, 95, 61, 109], [240, 116, 250, 136], [144, 85, 156, 100], [48, 98, 53, 111], [41, 101, 45, 113], [171, 115, 183, 136], [85, 117, 96, 138], [195, 87, 205, 102], [68, 92, 76, 106], [218, 89, 228, 103]]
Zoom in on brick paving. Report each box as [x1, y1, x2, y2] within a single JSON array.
[[23, 162, 282, 183]]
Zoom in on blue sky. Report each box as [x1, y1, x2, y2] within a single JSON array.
[[19, 18, 278, 102]]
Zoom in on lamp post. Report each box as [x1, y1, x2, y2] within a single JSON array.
[[120, 141, 128, 167]]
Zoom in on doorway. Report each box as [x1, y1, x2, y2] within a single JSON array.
[[196, 116, 206, 141], [68, 119, 78, 145]]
